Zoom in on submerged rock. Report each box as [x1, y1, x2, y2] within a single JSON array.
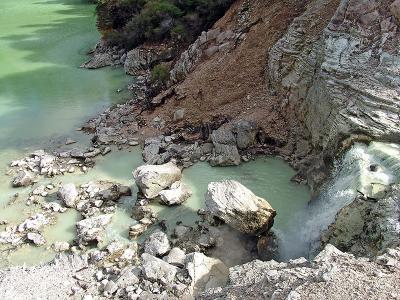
[[52, 241, 70, 252], [205, 180, 276, 235], [133, 162, 182, 199], [80, 53, 113, 69], [159, 181, 192, 206]]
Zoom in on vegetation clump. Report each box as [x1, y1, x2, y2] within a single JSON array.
[[96, 0, 234, 49]]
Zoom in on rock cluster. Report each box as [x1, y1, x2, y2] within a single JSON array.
[[200, 244, 400, 300], [0, 213, 52, 246], [0, 234, 230, 299]]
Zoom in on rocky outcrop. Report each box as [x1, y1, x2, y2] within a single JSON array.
[[80, 53, 113, 69], [321, 184, 400, 257], [205, 180, 276, 235], [133, 162, 182, 199], [268, 0, 400, 164], [124, 48, 159, 76], [170, 27, 237, 83], [200, 244, 400, 300]]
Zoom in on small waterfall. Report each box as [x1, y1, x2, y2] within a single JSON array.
[[279, 142, 400, 260]]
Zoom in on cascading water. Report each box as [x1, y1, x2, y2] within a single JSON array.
[[278, 142, 400, 260]]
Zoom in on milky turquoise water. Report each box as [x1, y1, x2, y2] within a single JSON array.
[[0, 0, 311, 267]]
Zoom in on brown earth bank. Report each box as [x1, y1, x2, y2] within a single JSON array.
[[85, 0, 400, 193]]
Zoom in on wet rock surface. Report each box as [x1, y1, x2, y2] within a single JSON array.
[[321, 184, 400, 257]]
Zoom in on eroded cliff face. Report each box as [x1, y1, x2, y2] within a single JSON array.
[[268, 0, 400, 160]]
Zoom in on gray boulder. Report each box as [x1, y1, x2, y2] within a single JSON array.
[[185, 252, 228, 295], [12, 171, 33, 187], [159, 181, 192, 206], [205, 180, 276, 235], [209, 128, 241, 166], [133, 162, 182, 199], [232, 120, 259, 149], [58, 183, 79, 208], [163, 247, 186, 267], [144, 231, 171, 257]]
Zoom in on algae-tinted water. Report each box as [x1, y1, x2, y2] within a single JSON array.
[[0, 0, 311, 267]]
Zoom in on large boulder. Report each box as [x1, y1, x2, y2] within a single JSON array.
[[133, 162, 182, 199], [58, 183, 79, 208], [159, 181, 192, 205], [209, 128, 241, 166], [232, 120, 259, 149], [205, 180, 276, 235]]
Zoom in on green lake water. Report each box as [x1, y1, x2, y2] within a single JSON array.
[[0, 0, 311, 267]]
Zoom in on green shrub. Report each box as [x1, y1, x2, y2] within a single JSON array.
[[96, 0, 235, 49], [151, 64, 170, 85]]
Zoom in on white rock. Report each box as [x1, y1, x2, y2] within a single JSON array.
[[144, 231, 171, 257], [27, 232, 46, 245], [159, 181, 192, 205], [58, 183, 79, 208], [185, 252, 228, 295], [133, 162, 181, 199]]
